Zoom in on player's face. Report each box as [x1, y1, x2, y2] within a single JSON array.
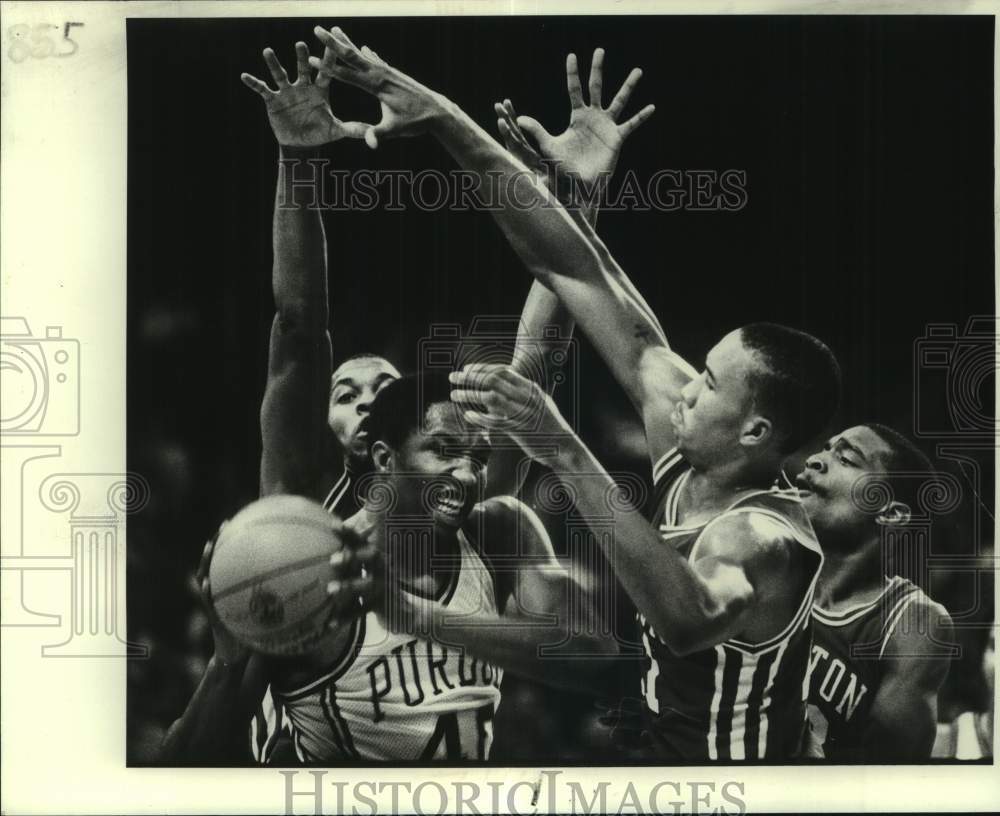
[[795, 425, 895, 541], [671, 330, 755, 467], [391, 402, 490, 530], [328, 358, 400, 460]]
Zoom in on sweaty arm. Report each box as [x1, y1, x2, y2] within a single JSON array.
[[401, 496, 617, 694], [864, 601, 955, 760]]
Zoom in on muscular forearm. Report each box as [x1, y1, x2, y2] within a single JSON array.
[[410, 602, 616, 694], [273, 145, 329, 331], [159, 656, 254, 764], [550, 438, 735, 655]]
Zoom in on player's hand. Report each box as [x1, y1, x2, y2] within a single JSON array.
[[495, 49, 654, 192], [449, 363, 573, 461], [197, 525, 250, 668], [241, 42, 368, 147], [325, 523, 379, 623], [308, 26, 449, 149]]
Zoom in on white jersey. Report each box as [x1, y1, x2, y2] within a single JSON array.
[[254, 529, 503, 762]]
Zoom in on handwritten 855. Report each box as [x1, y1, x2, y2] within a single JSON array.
[[8, 23, 83, 62]]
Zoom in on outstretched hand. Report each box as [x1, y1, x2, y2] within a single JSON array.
[[308, 26, 447, 149], [449, 363, 574, 462], [495, 49, 655, 191], [241, 42, 368, 147]]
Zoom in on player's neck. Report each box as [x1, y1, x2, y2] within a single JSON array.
[[814, 540, 886, 610], [686, 458, 777, 508]]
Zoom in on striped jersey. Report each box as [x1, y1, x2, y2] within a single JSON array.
[[807, 576, 926, 760], [639, 448, 823, 761]]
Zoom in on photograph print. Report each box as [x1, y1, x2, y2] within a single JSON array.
[[125, 13, 995, 767]]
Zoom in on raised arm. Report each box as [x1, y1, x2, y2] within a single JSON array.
[[242, 44, 366, 497], [451, 365, 797, 656], [309, 27, 695, 464], [486, 51, 654, 496]]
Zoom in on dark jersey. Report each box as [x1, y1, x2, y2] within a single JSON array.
[[250, 469, 360, 764], [639, 449, 823, 761], [807, 576, 925, 760]]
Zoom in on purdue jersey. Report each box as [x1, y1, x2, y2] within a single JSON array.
[[807, 576, 926, 760], [255, 525, 502, 762], [639, 449, 823, 761]]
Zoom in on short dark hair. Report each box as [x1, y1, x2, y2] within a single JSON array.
[[739, 322, 842, 454], [863, 422, 935, 514], [363, 371, 455, 453]]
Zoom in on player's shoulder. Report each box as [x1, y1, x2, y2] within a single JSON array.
[[881, 587, 954, 662], [699, 507, 798, 569], [878, 584, 955, 690], [470, 495, 533, 525]]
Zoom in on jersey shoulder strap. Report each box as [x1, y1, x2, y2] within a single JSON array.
[[649, 448, 691, 524]]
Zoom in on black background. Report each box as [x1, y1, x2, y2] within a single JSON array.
[[127, 15, 994, 764]]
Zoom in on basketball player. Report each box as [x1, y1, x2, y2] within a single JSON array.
[[163, 37, 644, 762], [310, 26, 840, 759], [796, 423, 956, 761], [160, 42, 383, 762], [263, 371, 615, 761]]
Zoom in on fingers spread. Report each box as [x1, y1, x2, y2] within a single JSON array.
[[307, 54, 353, 83], [294, 41, 312, 84], [240, 72, 273, 98], [327, 26, 368, 70], [588, 47, 605, 107], [607, 67, 642, 121], [565, 52, 585, 109], [262, 47, 290, 88], [619, 103, 655, 137]]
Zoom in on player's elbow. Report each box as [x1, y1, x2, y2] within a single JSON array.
[[656, 592, 753, 657]]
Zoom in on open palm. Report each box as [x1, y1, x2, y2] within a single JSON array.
[[241, 43, 367, 147], [495, 49, 654, 190]]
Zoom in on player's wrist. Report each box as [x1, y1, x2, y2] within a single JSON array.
[[424, 93, 461, 137], [278, 144, 322, 159]]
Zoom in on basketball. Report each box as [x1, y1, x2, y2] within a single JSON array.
[[209, 495, 344, 657]]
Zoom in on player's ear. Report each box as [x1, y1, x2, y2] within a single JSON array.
[[740, 414, 772, 449], [371, 440, 393, 473], [876, 500, 911, 526]]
